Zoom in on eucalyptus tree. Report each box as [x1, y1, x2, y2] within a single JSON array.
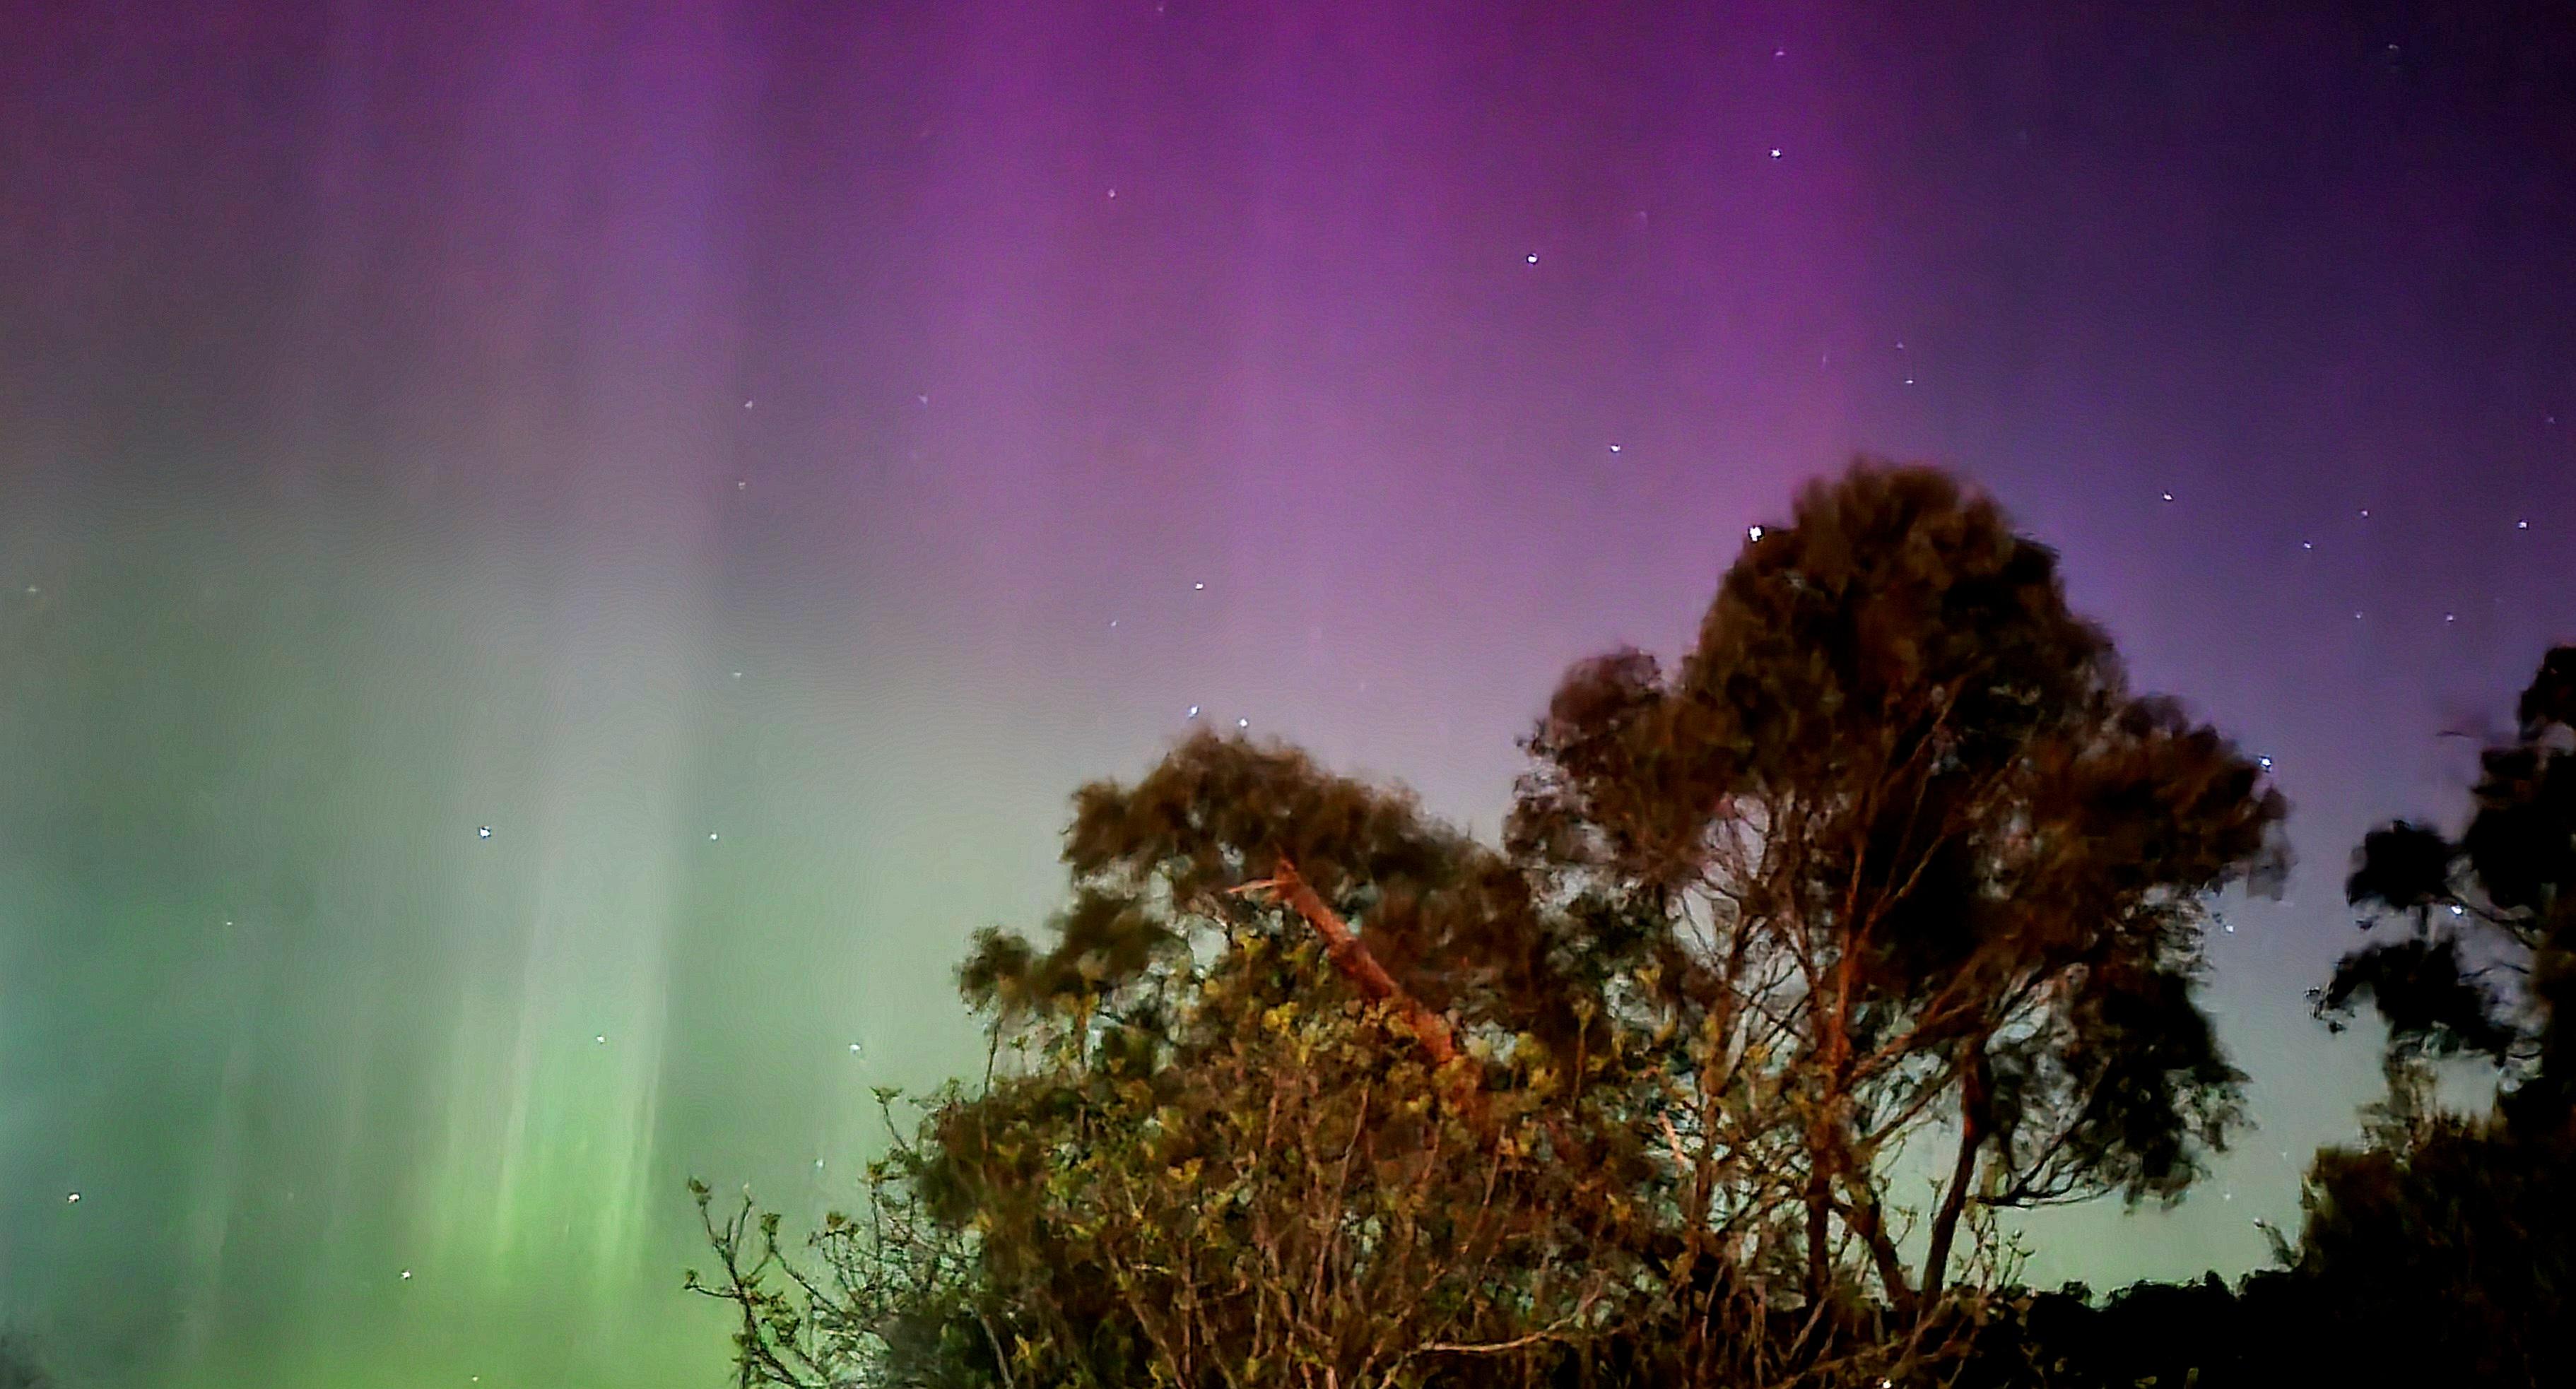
[[695, 461, 2288, 1387], [2322, 644, 2576, 1125], [1507, 461, 2288, 1311]]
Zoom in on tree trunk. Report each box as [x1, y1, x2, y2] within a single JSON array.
[[1922, 1044, 1989, 1304], [1802, 1162, 1835, 1304], [1839, 1174, 1916, 1318]]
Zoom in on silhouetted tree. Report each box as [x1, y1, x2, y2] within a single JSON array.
[[689, 1094, 1004, 1389], [1507, 461, 2288, 1318], [1934, 651, 2576, 1389], [2286, 646, 2576, 1388], [1948, 1271, 2328, 1389], [697, 461, 2290, 1388], [2271, 1056, 2575, 1388], [2320, 644, 2576, 1125]]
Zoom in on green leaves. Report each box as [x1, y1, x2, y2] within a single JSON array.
[[700, 461, 2292, 1389]]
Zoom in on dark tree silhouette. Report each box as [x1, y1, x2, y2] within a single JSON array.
[[2267, 1056, 2575, 1389], [2283, 644, 2576, 1388], [2320, 644, 2576, 1124], [1507, 461, 2288, 1313], [695, 461, 2292, 1388]]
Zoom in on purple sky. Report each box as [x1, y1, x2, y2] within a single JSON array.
[[3, 4, 2572, 1385]]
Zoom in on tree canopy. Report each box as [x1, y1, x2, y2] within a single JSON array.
[[2320, 644, 2576, 1125], [2264, 643, 2576, 1388], [695, 461, 2294, 1388], [1507, 463, 2287, 1308]]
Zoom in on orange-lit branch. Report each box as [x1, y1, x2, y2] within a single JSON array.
[[1231, 858, 1464, 1074]]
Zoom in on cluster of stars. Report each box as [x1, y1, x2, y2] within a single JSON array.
[[2151, 485, 2540, 627]]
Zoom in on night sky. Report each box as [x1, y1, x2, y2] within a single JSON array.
[[3, 4, 2572, 1386]]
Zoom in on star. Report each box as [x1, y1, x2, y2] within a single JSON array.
[[2358, 508, 2370, 519], [743, 399, 754, 409], [594, 1034, 607, 1044], [1187, 705, 1200, 719], [65, 1192, 78, 1204], [1769, 148, 1782, 160], [849, 1042, 864, 1053], [1193, 581, 1205, 590], [401, 1270, 413, 1280], [1608, 443, 1621, 453], [1237, 717, 1249, 729], [1748, 525, 1765, 541], [477, 826, 492, 839], [2258, 756, 2273, 769], [707, 832, 719, 841], [1525, 252, 1539, 265], [2518, 519, 2530, 529], [2160, 492, 2174, 502]]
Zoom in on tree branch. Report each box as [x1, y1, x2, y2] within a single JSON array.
[[1233, 858, 1486, 1122]]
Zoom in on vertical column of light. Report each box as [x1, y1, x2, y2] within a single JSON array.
[[466, 1, 752, 1327]]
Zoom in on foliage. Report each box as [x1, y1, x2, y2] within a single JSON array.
[[1506, 461, 2287, 1311], [688, 1092, 1007, 1388], [1937, 1075, 2576, 1389], [939, 731, 1645, 1386], [947, 928, 1618, 1388], [695, 461, 2293, 1389], [2273, 651, 2576, 1388], [2282, 1060, 2576, 1387], [2319, 644, 2576, 1121]]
